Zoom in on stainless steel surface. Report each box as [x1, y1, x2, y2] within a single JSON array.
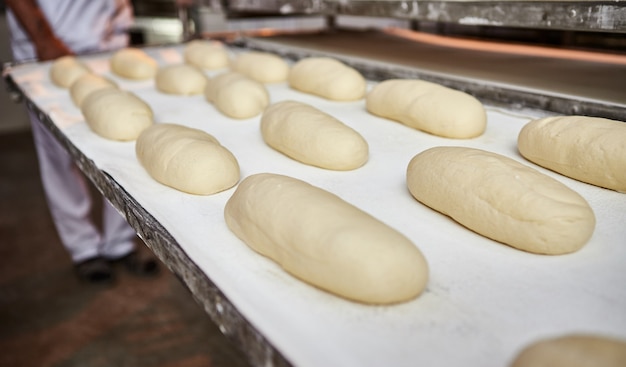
[[224, 0, 329, 15], [224, 0, 626, 32], [235, 29, 626, 121]]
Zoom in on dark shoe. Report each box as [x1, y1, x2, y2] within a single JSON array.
[[110, 251, 159, 277], [75, 257, 114, 284]]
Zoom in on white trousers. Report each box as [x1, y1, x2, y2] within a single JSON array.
[[30, 111, 136, 263]]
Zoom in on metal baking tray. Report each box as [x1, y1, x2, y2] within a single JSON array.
[[3, 42, 626, 367]]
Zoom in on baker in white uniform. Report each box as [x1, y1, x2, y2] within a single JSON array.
[[5, 0, 158, 283]]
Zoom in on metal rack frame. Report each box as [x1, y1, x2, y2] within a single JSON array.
[[223, 1, 626, 32], [233, 36, 625, 121]]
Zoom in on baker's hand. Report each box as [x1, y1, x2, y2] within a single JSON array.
[[35, 36, 73, 61], [5, 0, 73, 61]]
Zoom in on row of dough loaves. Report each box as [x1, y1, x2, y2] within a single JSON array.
[[48, 53, 240, 195], [101, 43, 487, 145], [52, 41, 486, 139], [149, 41, 488, 140], [49, 54, 153, 141]]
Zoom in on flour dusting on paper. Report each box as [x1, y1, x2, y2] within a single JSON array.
[[85, 58, 111, 74], [158, 48, 183, 64], [47, 104, 84, 129]]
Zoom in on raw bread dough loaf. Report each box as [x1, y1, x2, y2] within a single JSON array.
[[367, 79, 487, 139], [81, 88, 153, 141], [406, 147, 595, 255], [231, 51, 289, 83], [69, 73, 117, 107], [511, 334, 626, 367], [49, 56, 90, 88], [155, 64, 207, 95], [518, 115, 626, 193], [288, 57, 366, 101], [184, 40, 229, 70], [261, 100, 368, 170], [205, 72, 269, 119], [136, 123, 239, 195], [224, 173, 429, 304], [110, 48, 158, 80]]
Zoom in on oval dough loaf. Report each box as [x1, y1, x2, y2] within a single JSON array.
[[367, 79, 487, 139], [224, 173, 429, 304], [518, 115, 626, 193], [69, 73, 117, 107], [205, 72, 269, 119], [288, 57, 366, 101], [110, 48, 158, 80], [231, 51, 289, 83], [136, 123, 239, 195], [184, 40, 229, 70], [261, 100, 368, 170], [81, 88, 153, 141], [49, 56, 90, 88], [406, 147, 595, 255], [155, 64, 207, 95], [511, 334, 626, 367]]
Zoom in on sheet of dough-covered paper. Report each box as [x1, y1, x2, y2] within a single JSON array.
[[8, 44, 626, 367]]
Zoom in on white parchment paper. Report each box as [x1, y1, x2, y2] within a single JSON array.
[[8, 44, 626, 367]]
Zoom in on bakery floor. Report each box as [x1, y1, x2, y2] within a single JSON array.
[[0, 127, 250, 367]]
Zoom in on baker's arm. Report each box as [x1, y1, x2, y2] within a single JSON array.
[[5, 0, 72, 61]]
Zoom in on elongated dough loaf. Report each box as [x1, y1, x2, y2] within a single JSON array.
[[155, 64, 207, 95], [261, 101, 368, 170], [70, 73, 117, 107], [407, 147, 595, 255], [184, 40, 229, 70], [110, 48, 158, 80], [367, 79, 487, 139], [205, 72, 269, 119], [136, 123, 239, 195], [511, 334, 626, 367], [224, 173, 429, 304], [518, 115, 626, 193], [231, 51, 289, 83], [50, 56, 90, 88], [81, 88, 153, 141], [288, 57, 366, 101]]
